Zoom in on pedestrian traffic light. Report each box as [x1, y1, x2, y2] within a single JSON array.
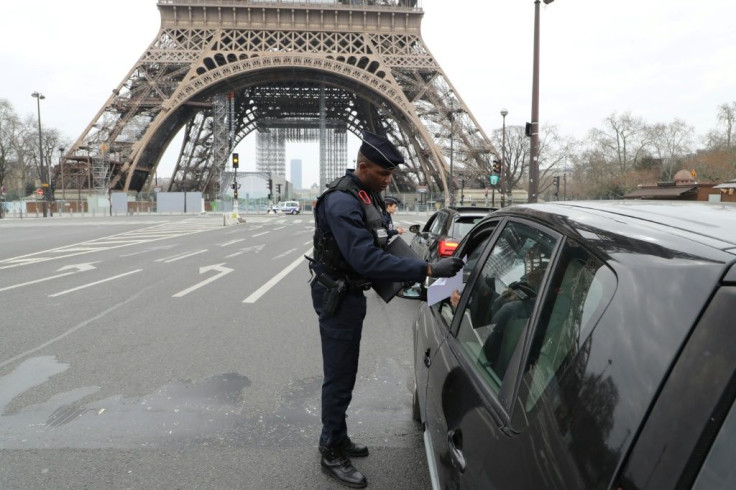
[[490, 175, 499, 186], [232, 153, 239, 168]]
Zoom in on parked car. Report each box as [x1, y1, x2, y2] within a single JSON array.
[[407, 201, 736, 489], [409, 206, 493, 262], [278, 201, 300, 215]]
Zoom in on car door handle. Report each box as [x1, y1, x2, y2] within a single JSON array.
[[423, 348, 431, 368], [447, 428, 466, 473]]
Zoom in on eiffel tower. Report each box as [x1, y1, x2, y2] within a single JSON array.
[[55, 0, 498, 200]]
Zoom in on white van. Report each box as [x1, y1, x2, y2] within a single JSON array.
[[279, 201, 300, 215]]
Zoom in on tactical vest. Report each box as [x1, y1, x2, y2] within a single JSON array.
[[313, 174, 389, 277]]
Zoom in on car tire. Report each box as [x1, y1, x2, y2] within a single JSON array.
[[411, 380, 421, 422]]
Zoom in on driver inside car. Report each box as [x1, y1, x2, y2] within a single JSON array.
[[482, 244, 548, 378]]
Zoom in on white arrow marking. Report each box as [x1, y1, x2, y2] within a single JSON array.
[[0, 263, 98, 293], [49, 269, 142, 297], [243, 248, 311, 304], [173, 264, 233, 298]]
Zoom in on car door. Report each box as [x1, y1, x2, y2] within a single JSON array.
[[423, 219, 561, 488], [415, 219, 501, 424], [424, 219, 619, 489]]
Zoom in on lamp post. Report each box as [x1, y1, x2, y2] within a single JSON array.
[[59, 146, 65, 214], [31, 91, 48, 217], [529, 0, 553, 204], [449, 97, 455, 207], [500, 108, 508, 207]]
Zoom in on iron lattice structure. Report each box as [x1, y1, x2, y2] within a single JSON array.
[[54, 0, 499, 199]]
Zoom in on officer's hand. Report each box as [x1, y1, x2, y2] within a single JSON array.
[[429, 257, 464, 278]]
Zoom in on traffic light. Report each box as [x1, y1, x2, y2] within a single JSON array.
[[232, 153, 239, 168], [553, 175, 560, 199], [268, 178, 273, 198], [492, 160, 502, 174]]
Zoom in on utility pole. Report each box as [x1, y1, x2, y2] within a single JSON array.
[[529, 0, 554, 203]]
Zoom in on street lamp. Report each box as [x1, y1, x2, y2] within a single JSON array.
[[31, 91, 49, 217], [529, 0, 554, 203], [449, 97, 455, 207], [500, 108, 508, 207]]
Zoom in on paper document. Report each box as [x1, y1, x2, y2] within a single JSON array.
[[427, 257, 465, 306]]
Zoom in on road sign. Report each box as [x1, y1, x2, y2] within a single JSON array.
[[36, 188, 44, 196], [417, 185, 428, 193]]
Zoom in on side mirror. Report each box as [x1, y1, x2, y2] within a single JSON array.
[[397, 281, 426, 301], [409, 224, 421, 234]]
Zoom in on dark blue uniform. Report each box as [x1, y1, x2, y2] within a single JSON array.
[[311, 171, 428, 449]]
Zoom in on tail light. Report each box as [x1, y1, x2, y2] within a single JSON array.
[[438, 239, 459, 257]]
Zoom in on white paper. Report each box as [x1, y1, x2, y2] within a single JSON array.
[[426, 257, 465, 306]]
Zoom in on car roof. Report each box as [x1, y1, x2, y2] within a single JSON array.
[[491, 201, 736, 256]]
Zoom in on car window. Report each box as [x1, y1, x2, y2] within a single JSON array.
[[512, 240, 616, 425], [429, 211, 448, 235], [692, 397, 736, 489], [454, 221, 557, 394], [452, 217, 485, 239], [433, 221, 499, 326]]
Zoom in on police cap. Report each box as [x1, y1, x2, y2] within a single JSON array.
[[359, 130, 404, 169], [384, 196, 401, 206]]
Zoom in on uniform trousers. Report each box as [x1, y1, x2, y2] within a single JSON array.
[[311, 282, 367, 448]]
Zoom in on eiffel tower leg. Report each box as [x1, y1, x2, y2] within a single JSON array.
[[61, 2, 499, 198]]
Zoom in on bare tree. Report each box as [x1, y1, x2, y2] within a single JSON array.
[[717, 102, 736, 149], [588, 112, 652, 177], [647, 119, 695, 180]]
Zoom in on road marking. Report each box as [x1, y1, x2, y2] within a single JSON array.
[[0, 263, 98, 293], [0, 218, 223, 269], [272, 248, 297, 260], [303, 240, 312, 246], [155, 250, 208, 263], [243, 248, 311, 304], [219, 239, 245, 247], [225, 244, 264, 258], [252, 231, 269, 237], [0, 287, 149, 370], [274, 226, 286, 230], [120, 244, 177, 257], [173, 263, 233, 298], [48, 269, 142, 297]]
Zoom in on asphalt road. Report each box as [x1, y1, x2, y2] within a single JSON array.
[[0, 212, 431, 489]]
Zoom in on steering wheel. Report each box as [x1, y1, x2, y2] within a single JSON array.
[[507, 281, 537, 301]]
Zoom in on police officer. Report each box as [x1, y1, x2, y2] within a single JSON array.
[[382, 195, 405, 236], [310, 130, 464, 488]]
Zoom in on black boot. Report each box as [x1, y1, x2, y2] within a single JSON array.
[[341, 437, 369, 458], [320, 445, 367, 488], [320, 437, 370, 458]]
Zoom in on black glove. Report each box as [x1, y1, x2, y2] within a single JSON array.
[[430, 257, 464, 278]]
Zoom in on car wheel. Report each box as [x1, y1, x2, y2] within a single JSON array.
[[411, 380, 421, 422]]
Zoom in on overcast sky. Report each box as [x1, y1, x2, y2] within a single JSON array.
[[2, 0, 734, 188]]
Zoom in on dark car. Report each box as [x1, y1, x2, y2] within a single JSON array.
[[408, 201, 736, 489], [409, 206, 493, 262]]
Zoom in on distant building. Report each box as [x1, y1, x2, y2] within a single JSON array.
[[623, 169, 736, 203], [290, 159, 303, 190]]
